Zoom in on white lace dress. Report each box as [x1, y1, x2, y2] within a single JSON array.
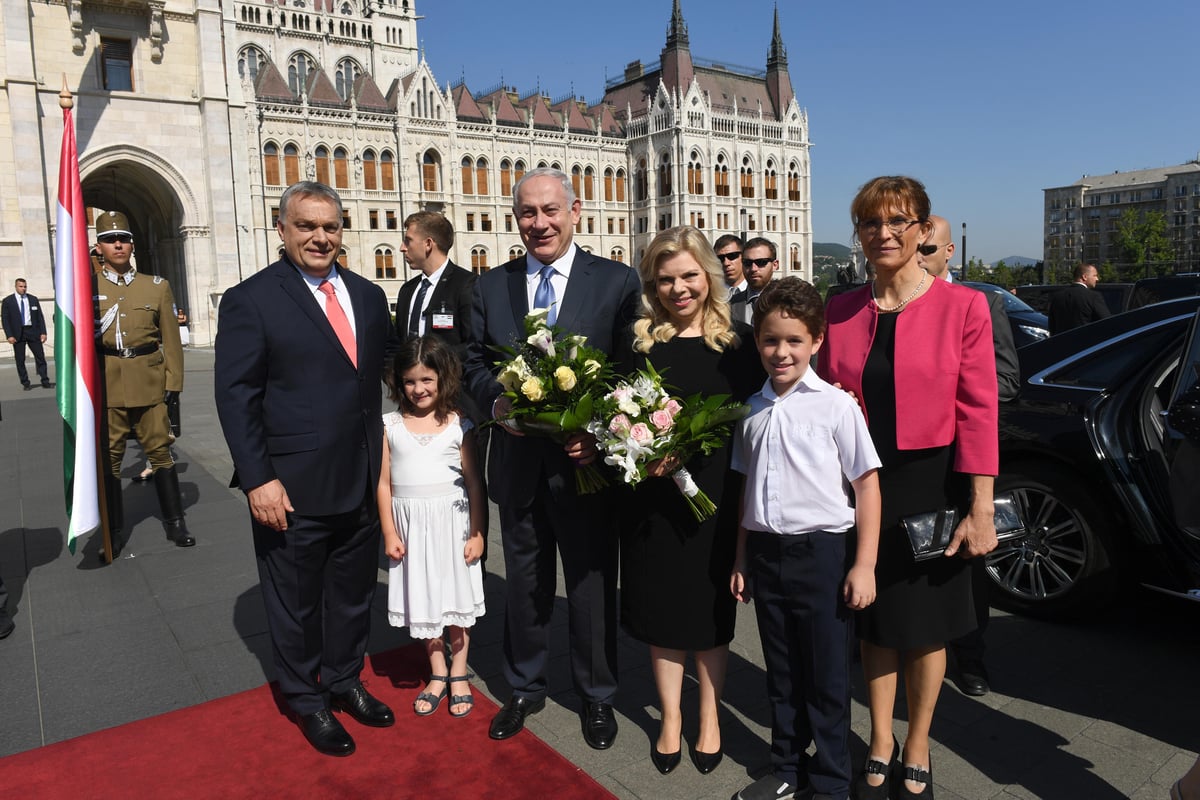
[[384, 411, 485, 638]]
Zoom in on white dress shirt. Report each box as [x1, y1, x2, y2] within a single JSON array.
[[525, 244, 576, 312], [732, 368, 881, 535], [296, 265, 357, 337], [408, 260, 448, 336]]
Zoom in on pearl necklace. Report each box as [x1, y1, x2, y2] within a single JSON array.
[[872, 269, 928, 313]]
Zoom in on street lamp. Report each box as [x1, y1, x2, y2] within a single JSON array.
[[960, 222, 967, 282], [739, 208, 747, 244]]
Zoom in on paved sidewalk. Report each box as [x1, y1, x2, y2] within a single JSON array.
[[0, 352, 1197, 799]]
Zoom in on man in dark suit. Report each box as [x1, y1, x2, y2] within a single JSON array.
[[2, 279, 52, 390], [214, 181, 396, 757], [464, 168, 639, 749], [1047, 263, 1110, 335], [731, 237, 778, 325], [395, 210, 475, 353]]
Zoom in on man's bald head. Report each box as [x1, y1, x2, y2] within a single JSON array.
[[918, 214, 956, 280]]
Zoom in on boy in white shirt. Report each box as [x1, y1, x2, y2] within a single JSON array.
[[730, 277, 882, 800]]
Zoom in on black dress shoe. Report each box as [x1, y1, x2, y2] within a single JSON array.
[[955, 661, 990, 696], [0, 610, 15, 639], [690, 745, 723, 774], [582, 701, 618, 750], [299, 709, 355, 756], [22, 384, 33, 391], [41, 382, 54, 389], [489, 695, 545, 740], [331, 682, 395, 727], [650, 744, 681, 775]]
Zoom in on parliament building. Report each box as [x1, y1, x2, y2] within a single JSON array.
[[1, 0, 811, 346]]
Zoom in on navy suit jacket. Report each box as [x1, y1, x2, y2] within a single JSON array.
[[464, 248, 640, 506], [2, 293, 47, 340], [214, 258, 395, 516]]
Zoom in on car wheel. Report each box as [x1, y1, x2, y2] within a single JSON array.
[[987, 466, 1120, 617]]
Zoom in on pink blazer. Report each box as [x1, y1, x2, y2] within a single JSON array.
[[819, 279, 999, 476]]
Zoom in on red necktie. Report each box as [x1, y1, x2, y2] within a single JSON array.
[[318, 279, 357, 367]]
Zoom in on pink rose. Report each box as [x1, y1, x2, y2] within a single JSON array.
[[664, 398, 683, 417], [608, 414, 632, 435], [629, 422, 654, 445], [649, 409, 675, 432]]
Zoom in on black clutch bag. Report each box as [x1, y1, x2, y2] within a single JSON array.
[[901, 491, 1026, 562]]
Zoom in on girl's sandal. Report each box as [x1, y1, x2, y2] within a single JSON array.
[[448, 674, 475, 718], [413, 675, 448, 716]]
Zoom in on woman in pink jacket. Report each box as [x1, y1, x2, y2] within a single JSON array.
[[819, 176, 998, 800]]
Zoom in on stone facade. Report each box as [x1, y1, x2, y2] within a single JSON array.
[[1, 0, 810, 348]]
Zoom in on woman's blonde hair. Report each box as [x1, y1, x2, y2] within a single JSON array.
[[632, 225, 736, 353]]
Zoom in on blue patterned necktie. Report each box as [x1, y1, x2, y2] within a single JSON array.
[[534, 264, 557, 325]]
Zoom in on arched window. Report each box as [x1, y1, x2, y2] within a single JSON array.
[[603, 168, 614, 202], [615, 169, 627, 202], [238, 46, 265, 84], [790, 245, 801, 271], [508, 246, 525, 261], [362, 149, 377, 191], [571, 166, 582, 199], [313, 146, 331, 185], [283, 143, 300, 185], [470, 246, 489, 273], [635, 159, 648, 202], [764, 160, 778, 200], [288, 53, 314, 96], [687, 152, 703, 195], [461, 156, 474, 195], [380, 150, 395, 191], [658, 153, 672, 196], [609, 248, 624, 264], [788, 162, 801, 202], [422, 151, 441, 192], [263, 142, 281, 186], [475, 157, 489, 196], [375, 247, 395, 279], [335, 59, 360, 102], [714, 155, 730, 197], [500, 159, 514, 197], [337, 247, 348, 269], [514, 160, 526, 185], [583, 166, 595, 201], [740, 156, 755, 199], [333, 147, 349, 189]]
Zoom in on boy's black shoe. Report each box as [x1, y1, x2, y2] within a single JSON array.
[[733, 775, 797, 800]]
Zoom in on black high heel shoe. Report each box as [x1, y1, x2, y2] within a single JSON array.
[[853, 735, 899, 800], [898, 754, 933, 800], [650, 744, 681, 775], [690, 745, 723, 774]]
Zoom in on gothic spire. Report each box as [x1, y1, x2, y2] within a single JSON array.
[[665, 0, 689, 50], [767, 4, 787, 69]]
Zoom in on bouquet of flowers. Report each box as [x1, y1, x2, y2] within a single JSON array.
[[587, 363, 749, 521], [490, 308, 612, 493]]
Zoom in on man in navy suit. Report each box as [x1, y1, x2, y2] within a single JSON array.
[[214, 182, 396, 757], [464, 168, 640, 749], [2, 279, 52, 390]]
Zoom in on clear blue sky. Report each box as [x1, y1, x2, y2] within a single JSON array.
[[418, 0, 1200, 265]]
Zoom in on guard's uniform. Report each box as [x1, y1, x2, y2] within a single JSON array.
[[96, 266, 183, 475]]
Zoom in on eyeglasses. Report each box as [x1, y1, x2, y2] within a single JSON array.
[[856, 217, 921, 237], [917, 242, 948, 256], [716, 251, 742, 262], [744, 257, 775, 269], [98, 234, 133, 244]]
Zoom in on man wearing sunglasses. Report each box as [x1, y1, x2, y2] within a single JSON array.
[[93, 210, 194, 554], [730, 237, 778, 324], [2, 278, 52, 390]]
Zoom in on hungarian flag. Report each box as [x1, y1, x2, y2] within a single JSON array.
[[54, 102, 101, 552]]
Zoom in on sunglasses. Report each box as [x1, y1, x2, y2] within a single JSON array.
[[917, 242, 947, 256], [717, 251, 742, 262], [744, 257, 775, 269], [98, 234, 133, 244]]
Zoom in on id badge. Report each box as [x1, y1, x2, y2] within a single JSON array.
[[432, 313, 454, 329]]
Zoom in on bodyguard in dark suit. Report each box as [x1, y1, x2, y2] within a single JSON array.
[[395, 211, 475, 353], [2, 279, 51, 390], [215, 182, 396, 757], [1047, 263, 1110, 335], [464, 168, 639, 749]]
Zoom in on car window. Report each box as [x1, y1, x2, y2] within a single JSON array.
[[1045, 325, 1183, 388], [962, 282, 1037, 314]]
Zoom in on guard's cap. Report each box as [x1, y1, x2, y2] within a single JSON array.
[[95, 211, 132, 238]]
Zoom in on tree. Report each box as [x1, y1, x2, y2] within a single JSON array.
[[1114, 209, 1174, 279]]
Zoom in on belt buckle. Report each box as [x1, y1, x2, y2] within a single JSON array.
[[120, 347, 135, 358]]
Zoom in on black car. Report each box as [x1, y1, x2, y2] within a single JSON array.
[[1015, 282, 1133, 316], [959, 281, 1050, 348], [1126, 274, 1200, 310], [992, 297, 1200, 616]]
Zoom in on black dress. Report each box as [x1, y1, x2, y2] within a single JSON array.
[[857, 312, 975, 649], [619, 326, 765, 650]]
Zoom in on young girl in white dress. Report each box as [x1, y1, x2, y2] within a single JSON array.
[[377, 336, 486, 718]]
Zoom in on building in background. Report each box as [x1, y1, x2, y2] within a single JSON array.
[[1044, 160, 1200, 278], [1, 0, 809, 347]]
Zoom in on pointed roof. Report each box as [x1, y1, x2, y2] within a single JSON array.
[[353, 74, 389, 112], [478, 87, 526, 128], [452, 84, 488, 122], [518, 93, 559, 130], [666, 0, 689, 50], [305, 68, 345, 108], [254, 60, 296, 104], [552, 98, 593, 134], [588, 102, 624, 137], [767, 5, 787, 70], [383, 78, 403, 111]]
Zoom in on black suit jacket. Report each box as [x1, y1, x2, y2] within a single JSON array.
[[983, 291, 1020, 402], [464, 248, 640, 506], [395, 261, 476, 357], [214, 259, 395, 516], [2, 293, 47, 340], [1048, 283, 1110, 335]]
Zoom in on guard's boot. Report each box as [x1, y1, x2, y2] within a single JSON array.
[[103, 474, 125, 560], [154, 466, 196, 547]]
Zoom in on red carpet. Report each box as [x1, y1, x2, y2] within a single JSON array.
[[0, 646, 616, 799]]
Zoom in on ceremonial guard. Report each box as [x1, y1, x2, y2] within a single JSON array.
[[93, 210, 195, 551]]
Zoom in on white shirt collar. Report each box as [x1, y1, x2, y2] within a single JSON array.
[[526, 243, 577, 278], [423, 259, 449, 287]]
